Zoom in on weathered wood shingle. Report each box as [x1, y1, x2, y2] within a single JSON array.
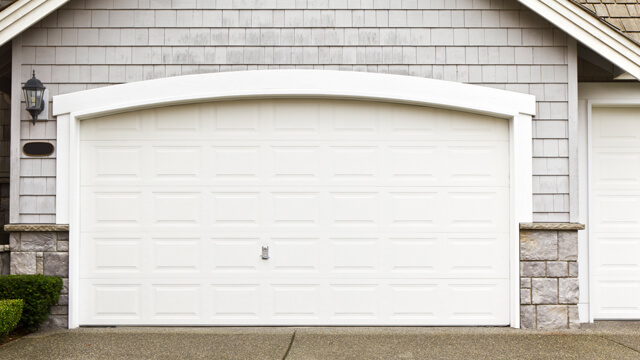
[[573, 0, 640, 43]]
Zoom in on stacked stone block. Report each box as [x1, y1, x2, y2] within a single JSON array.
[[519, 223, 583, 329], [8, 227, 69, 328]]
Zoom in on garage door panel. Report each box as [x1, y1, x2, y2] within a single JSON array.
[[151, 147, 202, 181], [592, 191, 640, 232], [81, 141, 507, 187], [81, 234, 144, 275], [592, 107, 640, 148], [592, 235, 640, 277], [81, 190, 145, 230], [210, 283, 262, 320], [443, 233, 509, 277], [445, 281, 509, 323], [592, 107, 640, 320], [79, 280, 144, 324], [593, 149, 640, 190], [151, 238, 201, 274], [81, 279, 509, 325], [211, 146, 263, 182], [80, 111, 144, 141], [80, 99, 510, 326], [593, 280, 640, 319], [210, 192, 262, 228]]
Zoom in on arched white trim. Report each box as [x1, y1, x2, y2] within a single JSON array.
[[53, 70, 535, 119], [52, 70, 534, 329]]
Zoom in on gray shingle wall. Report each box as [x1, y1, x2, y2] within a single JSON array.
[[15, 0, 570, 223]]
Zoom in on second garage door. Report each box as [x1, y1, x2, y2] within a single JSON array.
[[591, 106, 640, 319], [78, 99, 510, 326]]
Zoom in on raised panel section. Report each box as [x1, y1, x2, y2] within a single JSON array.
[[329, 192, 379, 227], [270, 192, 321, 227], [209, 238, 260, 273], [271, 285, 321, 318], [269, 147, 321, 181], [211, 147, 261, 182], [211, 193, 261, 227], [591, 106, 640, 320], [329, 147, 379, 180], [330, 284, 379, 319], [86, 192, 143, 229], [152, 238, 200, 273], [389, 284, 438, 319], [152, 147, 201, 180], [90, 284, 141, 320], [80, 99, 510, 326], [153, 285, 201, 318], [593, 281, 640, 319], [91, 237, 142, 274], [152, 193, 200, 226], [211, 284, 261, 319]]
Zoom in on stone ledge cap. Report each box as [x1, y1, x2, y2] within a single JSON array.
[[4, 224, 69, 232], [519, 223, 585, 230]]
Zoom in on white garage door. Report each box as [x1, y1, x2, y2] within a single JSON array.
[[79, 99, 510, 326], [592, 106, 640, 319]]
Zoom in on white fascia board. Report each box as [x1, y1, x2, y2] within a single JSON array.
[[53, 70, 536, 119], [517, 0, 640, 80], [0, 0, 70, 47]]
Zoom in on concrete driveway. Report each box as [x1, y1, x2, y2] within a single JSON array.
[[1, 323, 640, 359]]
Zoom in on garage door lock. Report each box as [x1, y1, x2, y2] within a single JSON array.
[[261, 246, 270, 260]]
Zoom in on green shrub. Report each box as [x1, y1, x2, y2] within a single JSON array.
[[0, 299, 24, 337], [0, 275, 62, 331]]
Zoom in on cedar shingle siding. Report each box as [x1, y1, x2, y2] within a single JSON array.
[[15, 0, 571, 222]]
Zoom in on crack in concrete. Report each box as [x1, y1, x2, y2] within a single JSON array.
[[282, 330, 296, 360], [597, 334, 640, 355]]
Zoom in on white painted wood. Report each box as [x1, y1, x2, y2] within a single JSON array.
[[0, 0, 70, 47], [53, 70, 536, 119], [568, 38, 579, 224], [579, 83, 640, 322], [511, 113, 533, 328], [9, 36, 21, 224], [56, 114, 69, 225], [55, 71, 534, 328], [577, 99, 590, 322], [517, 0, 640, 79], [590, 105, 640, 319], [77, 99, 511, 326], [68, 111, 80, 329]]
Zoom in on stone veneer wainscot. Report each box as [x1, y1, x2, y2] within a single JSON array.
[[519, 223, 584, 329], [6, 224, 69, 329]]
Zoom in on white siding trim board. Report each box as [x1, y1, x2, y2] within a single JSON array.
[[0, 0, 70, 47], [578, 83, 640, 323], [517, 0, 640, 80], [53, 70, 535, 329]]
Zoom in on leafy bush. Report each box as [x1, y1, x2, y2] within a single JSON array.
[[0, 275, 62, 331], [0, 299, 24, 337]]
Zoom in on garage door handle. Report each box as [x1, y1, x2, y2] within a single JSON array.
[[261, 246, 270, 260]]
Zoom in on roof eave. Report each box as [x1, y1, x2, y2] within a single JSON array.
[[0, 0, 69, 47], [518, 0, 640, 80]]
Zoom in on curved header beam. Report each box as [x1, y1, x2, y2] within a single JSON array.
[[53, 70, 536, 119]]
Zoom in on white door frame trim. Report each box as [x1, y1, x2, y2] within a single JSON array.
[[52, 70, 535, 329], [578, 83, 640, 322]]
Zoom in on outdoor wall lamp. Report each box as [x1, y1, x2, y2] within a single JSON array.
[[23, 70, 46, 125]]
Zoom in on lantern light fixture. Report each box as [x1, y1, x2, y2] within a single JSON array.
[[22, 70, 46, 125]]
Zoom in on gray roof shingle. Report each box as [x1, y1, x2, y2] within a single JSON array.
[[573, 0, 640, 43]]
